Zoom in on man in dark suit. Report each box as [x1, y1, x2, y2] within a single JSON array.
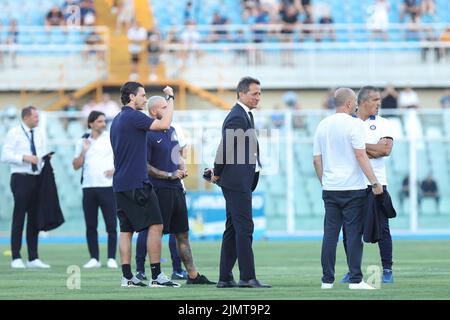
[[206, 76, 271, 288]]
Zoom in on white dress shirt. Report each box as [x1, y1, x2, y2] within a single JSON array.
[[74, 131, 114, 188], [1, 122, 47, 175]]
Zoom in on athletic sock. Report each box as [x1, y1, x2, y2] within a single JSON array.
[[122, 264, 133, 279], [151, 263, 161, 280]]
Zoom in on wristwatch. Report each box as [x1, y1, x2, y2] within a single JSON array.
[[167, 172, 173, 180], [165, 95, 174, 101], [371, 182, 381, 189]]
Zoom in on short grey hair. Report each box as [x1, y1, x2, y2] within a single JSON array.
[[357, 86, 379, 105], [147, 96, 166, 111], [334, 88, 356, 107]]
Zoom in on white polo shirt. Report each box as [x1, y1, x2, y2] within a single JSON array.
[[74, 131, 114, 188], [361, 115, 393, 186], [313, 113, 367, 191]]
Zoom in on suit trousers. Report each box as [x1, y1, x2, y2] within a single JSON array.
[[10, 173, 40, 261], [219, 187, 255, 281], [321, 189, 367, 284]]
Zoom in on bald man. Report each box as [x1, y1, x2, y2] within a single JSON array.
[[313, 88, 383, 290]]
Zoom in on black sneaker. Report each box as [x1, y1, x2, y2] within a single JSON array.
[[186, 274, 216, 285]]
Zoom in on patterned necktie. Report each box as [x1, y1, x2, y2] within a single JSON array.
[[30, 129, 37, 172]]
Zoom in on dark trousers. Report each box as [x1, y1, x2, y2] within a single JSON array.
[[343, 192, 393, 270], [10, 173, 40, 261], [135, 232, 181, 273], [82, 187, 117, 260], [321, 189, 367, 284], [219, 187, 255, 281]]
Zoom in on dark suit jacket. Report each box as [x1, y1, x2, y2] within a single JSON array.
[[214, 104, 259, 192], [363, 190, 396, 243], [36, 155, 65, 231]]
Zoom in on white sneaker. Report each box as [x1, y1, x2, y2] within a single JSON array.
[[349, 281, 376, 290], [121, 276, 147, 287], [11, 258, 26, 269], [83, 258, 101, 269], [107, 258, 118, 268], [150, 272, 181, 288], [321, 283, 334, 289], [26, 259, 50, 268]]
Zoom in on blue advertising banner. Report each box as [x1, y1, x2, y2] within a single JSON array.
[[185, 192, 266, 240]]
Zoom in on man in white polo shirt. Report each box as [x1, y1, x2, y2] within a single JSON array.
[[340, 86, 395, 284], [313, 88, 383, 290], [73, 111, 118, 269]]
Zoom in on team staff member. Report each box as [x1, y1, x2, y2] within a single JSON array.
[[1, 106, 50, 269], [206, 77, 271, 288], [73, 111, 118, 269], [135, 96, 215, 285], [313, 88, 383, 290], [340, 86, 395, 284], [110, 82, 179, 287]]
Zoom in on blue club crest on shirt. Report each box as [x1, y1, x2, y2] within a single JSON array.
[[370, 125, 377, 130]]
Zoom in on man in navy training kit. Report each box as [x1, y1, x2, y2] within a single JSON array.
[[135, 95, 215, 285], [110, 81, 179, 287], [340, 86, 395, 284]]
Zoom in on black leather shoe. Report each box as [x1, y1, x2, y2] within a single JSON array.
[[238, 279, 272, 288], [216, 280, 238, 288]]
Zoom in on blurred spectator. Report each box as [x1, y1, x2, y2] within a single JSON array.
[[421, 0, 436, 16], [46, 6, 65, 26], [400, 0, 420, 22], [439, 26, 450, 59], [399, 175, 410, 206], [184, 1, 195, 23], [270, 104, 285, 129], [207, 11, 230, 43], [398, 87, 419, 109], [317, 8, 335, 42], [84, 30, 105, 63], [96, 94, 120, 119], [127, 20, 147, 80], [405, 15, 422, 41], [233, 29, 250, 64], [79, 0, 97, 26], [147, 28, 163, 81], [322, 88, 336, 110], [301, 0, 312, 16], [62, 94, 80, 131], [279, 3, 299, 66], [115, 0, 135, 35], [301, 13, 315, 41], [440, 89, 450, 109], [381, 85, 399, 110], [6, 19, 18, 68], [367, 0, 390, 41], [419, 173, 440, 211], [0, 21, 4, 69], [283, 91, 303, 128], [180, 20, 202, 67]]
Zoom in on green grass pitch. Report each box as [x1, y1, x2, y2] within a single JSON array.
[[1, 240, 449, 300]]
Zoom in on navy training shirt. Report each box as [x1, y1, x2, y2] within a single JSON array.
[[110, 106, 154, 192], [147, 126, 183, 190]]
